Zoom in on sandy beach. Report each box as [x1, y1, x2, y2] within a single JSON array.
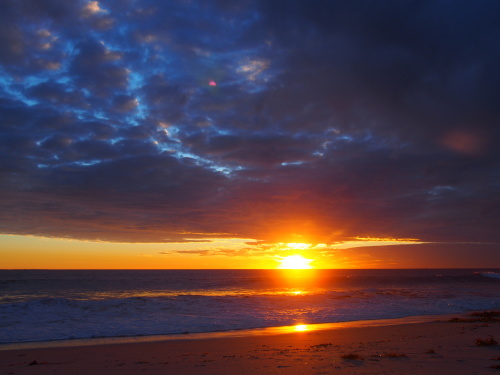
[[1, 313, 500, 375]]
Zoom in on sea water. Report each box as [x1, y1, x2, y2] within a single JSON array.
[[1, 269, 499, 345]]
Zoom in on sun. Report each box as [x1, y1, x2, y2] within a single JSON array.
[[277, 255, 314, 269]]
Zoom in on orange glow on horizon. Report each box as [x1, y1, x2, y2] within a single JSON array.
[[3, 234, 497, 269]]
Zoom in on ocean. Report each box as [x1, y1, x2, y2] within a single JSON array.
[[1, 269, 500, 346]]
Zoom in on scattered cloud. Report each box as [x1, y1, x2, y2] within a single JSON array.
[[82, 1, 107, 17]]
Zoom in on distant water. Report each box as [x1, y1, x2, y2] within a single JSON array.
[[1, 269, 500, 344]]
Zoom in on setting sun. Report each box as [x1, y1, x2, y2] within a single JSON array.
[[277, 255, 314, 269]]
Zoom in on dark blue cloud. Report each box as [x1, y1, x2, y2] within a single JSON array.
[[0, 0, 499, 244]]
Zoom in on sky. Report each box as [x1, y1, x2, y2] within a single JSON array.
[[1, 0, 500, 269]]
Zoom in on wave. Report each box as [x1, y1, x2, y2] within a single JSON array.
[[1, 269, 500, 344], [479, 272, 500, 279], [2, 285, 500, 345]]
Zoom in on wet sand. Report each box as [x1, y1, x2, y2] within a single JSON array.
[[1, 313, 500, 374]]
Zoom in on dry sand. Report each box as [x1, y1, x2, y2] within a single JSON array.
[[1, 313, 500, 374]]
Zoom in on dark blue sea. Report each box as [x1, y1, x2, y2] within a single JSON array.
[[1, 269, 499, 345]]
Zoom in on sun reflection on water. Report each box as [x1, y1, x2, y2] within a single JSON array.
[[277, 268, 319, 291]]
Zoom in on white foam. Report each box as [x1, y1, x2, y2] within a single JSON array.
[[480, 272, 500, 279]]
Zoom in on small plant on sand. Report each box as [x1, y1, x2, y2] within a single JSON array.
[[381, 352, 407, 358], [311, 343, 333, 348], [475, 336, 498, 346], [469, 311, 500, 318], [340, 353, 364, 360], [448, 311, 500, 323]]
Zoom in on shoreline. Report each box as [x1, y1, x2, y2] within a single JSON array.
[[1, 311, 499, 374], [0, 313, 463, 351]]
